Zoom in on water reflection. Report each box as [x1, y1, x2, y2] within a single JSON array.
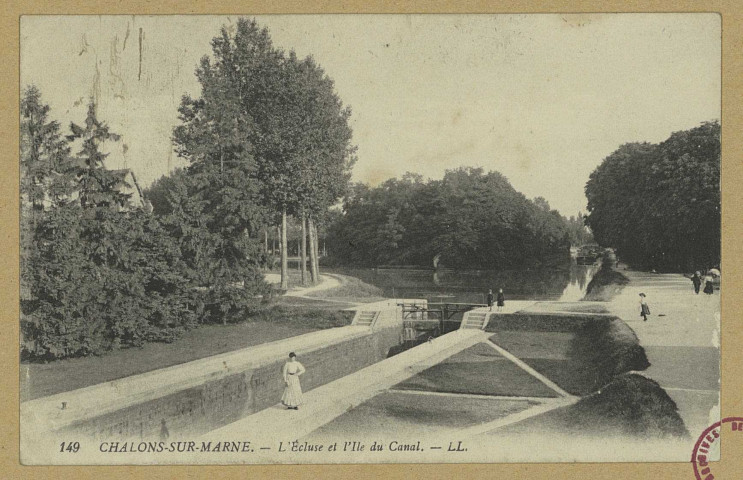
[[328, 260, 598, 304], [558, 264, 598, 302]]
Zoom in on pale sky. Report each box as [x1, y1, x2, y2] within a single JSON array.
[[21, 14, 720, 215]]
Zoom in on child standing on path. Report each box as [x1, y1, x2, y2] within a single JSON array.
[[639, 293, 650, 321], [487, 289, 494, 311]]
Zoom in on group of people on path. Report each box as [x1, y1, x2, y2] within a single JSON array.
[[487, 288, 505, 312], [689, 270, 718, 295], [639, 269, 719, 322]]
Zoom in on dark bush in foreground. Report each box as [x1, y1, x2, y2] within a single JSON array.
[[21, 207, 200, 361], [501, 373, 688, 439]]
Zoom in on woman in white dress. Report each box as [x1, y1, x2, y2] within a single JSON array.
[[281, 352, 306, 410]]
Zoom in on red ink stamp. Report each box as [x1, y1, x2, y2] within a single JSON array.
[[692, 417, 743, 480]]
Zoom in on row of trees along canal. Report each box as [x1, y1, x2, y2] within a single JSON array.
[[324, 168, 590, 269], [584, 121, 720, 272]]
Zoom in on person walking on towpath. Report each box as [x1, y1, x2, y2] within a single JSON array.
[[497, 288, 505, 312], [487, 289, 494, 311], [690, 271, 702, 294], [282, 352, 305, 410], [703, 273, 715, 295], [639, 293, 650, 322]]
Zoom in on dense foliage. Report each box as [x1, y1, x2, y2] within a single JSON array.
[[171, 18, 355, 289], [22, 206, 197, 359], [21, 18, 355, 359], [585, 122, 720, 271], [325, 168, 572, 269], [20, 92, 198, 360]]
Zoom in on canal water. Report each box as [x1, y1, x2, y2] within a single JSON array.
[[327, 260, 598, 304]]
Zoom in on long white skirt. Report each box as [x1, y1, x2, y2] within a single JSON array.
[[281, 375, 303, 407]]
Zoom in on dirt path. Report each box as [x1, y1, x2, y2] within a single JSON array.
[[605, 266, 720, 438], [264, 272, 343, 297]]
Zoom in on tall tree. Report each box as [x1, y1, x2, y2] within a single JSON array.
[[282, 52, 356, 283], [21, 92, 197, 359], [67, 101, 130, 209], [20, 86, 74, 212], [171, 36, 270, 321], [20, 86, 73, 299], [182, 19, 355, 289], [300, 214, 308, 285]]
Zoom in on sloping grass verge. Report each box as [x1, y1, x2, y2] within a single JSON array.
[[487, 313, 650, 395], [582, 265, 630, 301], [523, 302, 610, 314], [486, 312, 600, 333], [394, 343, 558, 397]]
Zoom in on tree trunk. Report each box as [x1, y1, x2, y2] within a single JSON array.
[[280, 209, 288, 290], [312, 220, 321, 281], [308, 217, 319, 284], [301, 213, 308, 286]]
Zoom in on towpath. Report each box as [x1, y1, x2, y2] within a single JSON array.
[[265, 272, 343, 297], [605, 265, 720, 438]]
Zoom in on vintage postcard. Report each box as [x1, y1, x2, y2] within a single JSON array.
[[14, 11, 733, 474]]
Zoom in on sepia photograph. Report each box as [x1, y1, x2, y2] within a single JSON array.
[[18, 13, 721, 465]]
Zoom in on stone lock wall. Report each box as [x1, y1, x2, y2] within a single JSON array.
[[63, 325, 404, 441]]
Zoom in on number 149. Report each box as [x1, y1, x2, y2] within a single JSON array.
[[59, 441, 80, 453]]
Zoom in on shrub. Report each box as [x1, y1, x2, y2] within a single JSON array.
[[21, 206, 198, 360], [567, 373, 688, 438]]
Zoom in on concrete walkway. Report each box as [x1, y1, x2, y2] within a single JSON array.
[[605, 267, 720, 438], [467, 301, 537, 317], [200, 329, 485, 447]]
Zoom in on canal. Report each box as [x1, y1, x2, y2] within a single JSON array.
[[326, 259, 598, 304]]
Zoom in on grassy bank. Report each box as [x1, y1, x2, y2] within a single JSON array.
[[394, 342, 559, 397], [21, 305, 354, 401], [582, 264, 630, 301], [487, 313, 650, 395], [499, 373, 688, 439], [523, 302, 610, 314], [484, 310, 687, 439], [310, 391, 536, 437]]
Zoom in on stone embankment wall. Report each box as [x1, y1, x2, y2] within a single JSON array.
[[28, 306, 410, 442]]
